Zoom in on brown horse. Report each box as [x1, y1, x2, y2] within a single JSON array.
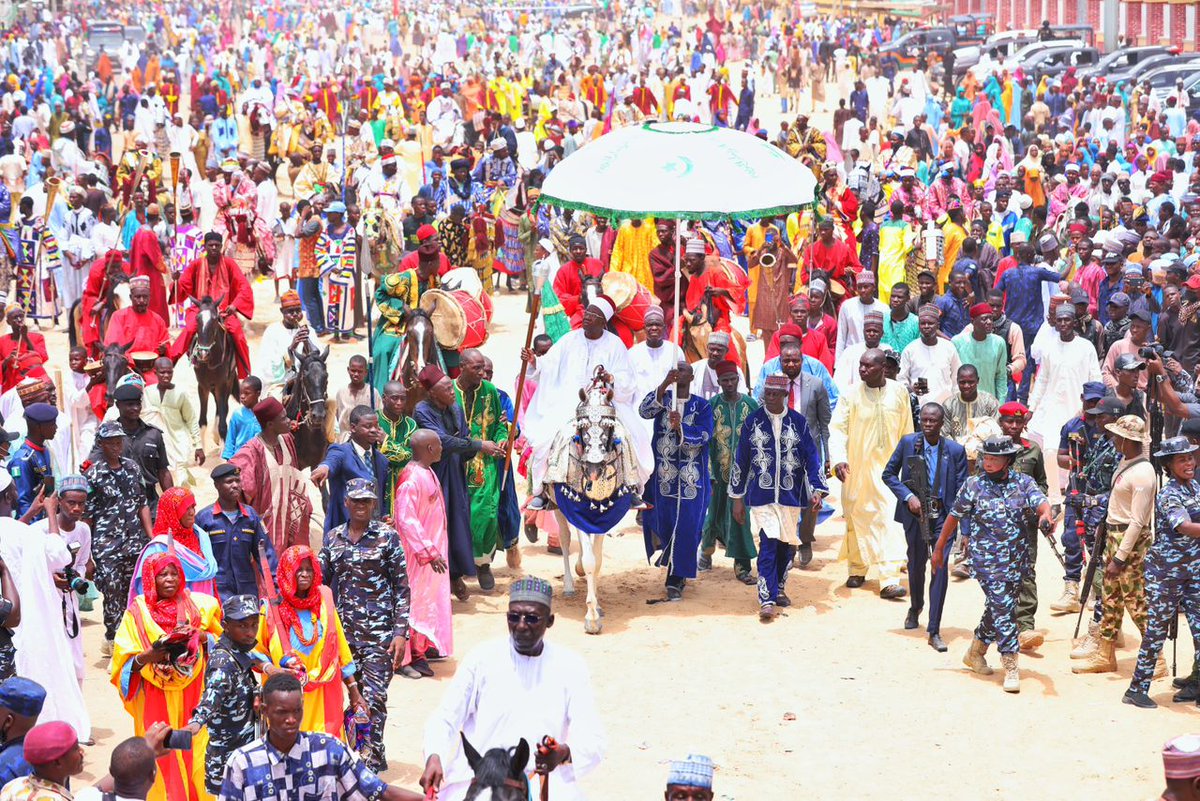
[[284, 345, 332, 470], [191, 297, 238, 442], [101, 342, 132, 402], [680, 286, 750, 384], [398, 308, 440, 417]]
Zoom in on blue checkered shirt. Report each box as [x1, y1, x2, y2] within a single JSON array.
[[219, 731, 387, 801]]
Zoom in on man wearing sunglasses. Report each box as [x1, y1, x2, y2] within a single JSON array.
[[420, 577, 606, 801]]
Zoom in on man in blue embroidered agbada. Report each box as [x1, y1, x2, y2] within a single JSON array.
[[640, 361, 713, 602], [729, 373, 828, 622]]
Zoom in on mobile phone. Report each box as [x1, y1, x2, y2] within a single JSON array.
[[164, 729, 193, 750], [41, 476, 54, 496]]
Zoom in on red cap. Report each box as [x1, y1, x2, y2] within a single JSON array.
[[416, 224, 438, 243], [998, 401, 1030, 418], [24, 722, 77, 765], [1185, 274, 1200, 291], [969, 302, 992, 319]]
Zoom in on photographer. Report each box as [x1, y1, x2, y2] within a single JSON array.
[[31, 476, 90, 688], [1145, 355, 1200, 421]]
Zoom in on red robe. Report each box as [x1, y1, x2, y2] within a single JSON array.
[[104, 307, 170, 385], [765, 327, 835, 372], [168, 256, 254, 377], [128, 229, 170, 323], [81, 253, 135, 353], [682, 257, 749, 333], [802, 238, 861, 283], [0, 333, 48, 392], [552, 258, 606, 327], [631, 87, 658, 116]]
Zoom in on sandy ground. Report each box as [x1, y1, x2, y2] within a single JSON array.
[[36, 80, 1193, 801]]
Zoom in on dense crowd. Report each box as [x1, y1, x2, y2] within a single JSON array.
[[0, 0, 1196, 798]]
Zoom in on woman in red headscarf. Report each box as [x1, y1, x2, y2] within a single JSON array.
[[128, 227, 170, 323], [110, 551, 222, 801], [257, 545, 365, 738], [129, 488, 218, 604]]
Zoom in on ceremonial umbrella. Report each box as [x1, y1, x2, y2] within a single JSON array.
[[538, 120, 818, 339]]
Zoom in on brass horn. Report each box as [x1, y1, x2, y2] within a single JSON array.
[[758, 250, 777, 268], [42, 177, 62, 223]]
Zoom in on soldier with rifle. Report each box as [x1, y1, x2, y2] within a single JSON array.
[[1123, 436, 1200, 708], [1073, 416, 1161, 678], [883, 402, 968, 653], [1068, 396, 1125, 661]]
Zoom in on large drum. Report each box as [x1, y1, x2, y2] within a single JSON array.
[[419, 289, 468, 350], [451, 289, 490, 349]]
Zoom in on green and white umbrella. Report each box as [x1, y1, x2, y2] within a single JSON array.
[[538, 120, 817, 341], [539, 120, 817, 220]]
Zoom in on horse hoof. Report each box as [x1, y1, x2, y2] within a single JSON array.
[[584, 618, 602, 635], [564, 589, 577, 599]]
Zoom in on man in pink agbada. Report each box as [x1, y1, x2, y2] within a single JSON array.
[[393, 429, 453, 678]]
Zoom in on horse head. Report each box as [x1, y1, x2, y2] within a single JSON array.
[[461, 735, 529, 801], [192, 293, 227, 367], [294, 346, 330, 427], [575, 366, 617, 475], [402, 308, 438, 381], [102, 342, 132, 402]]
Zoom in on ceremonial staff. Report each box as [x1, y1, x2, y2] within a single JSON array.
[[500, 271, 542, 492]]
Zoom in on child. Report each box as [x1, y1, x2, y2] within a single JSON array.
[[334, 354, 381, 441], [66, 346, 100, 468], [392, 430, 452, 678], [222, 376, 263, 460]]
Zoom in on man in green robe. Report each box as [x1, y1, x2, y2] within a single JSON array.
[[700, 360, 759, 584], [371, 239, 442, 394], [378, 380, 417, 512], [453, 348, 510, 590]]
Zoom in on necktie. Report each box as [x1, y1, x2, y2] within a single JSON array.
[[788, 379, 796, 411]]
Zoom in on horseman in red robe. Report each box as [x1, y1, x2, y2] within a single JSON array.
[[552, 234, 607, 327], [168, 232, 254, 378], [0, 305, 48, 392], [104, 275, 170, 385], [81, 250, 135, 356], [680, 236, 748, 334]]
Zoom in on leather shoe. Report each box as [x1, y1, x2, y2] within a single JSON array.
[[928, 633, 948, 652], [1122, 689, 1158, 709], [796, 544, 813, 568], [880, 584, 908, 600], [735, 569, 756, 585], [759, 604, 777, 622], [904, 608, 920, 630], [398, 665, 423, 680], [666, 584, 683, 602], [477, 564, 495, 591], [451, 577, 470, 602], [411, 658, 434, 678], [845, 575, 866, 589], [698, 553, 712, 572], [776, 592, 791, 608]]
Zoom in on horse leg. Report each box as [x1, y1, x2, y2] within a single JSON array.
[[197, 382, 209, 431], [580, 532, 602, 635], [216, 378, 230, 442], [554, 508, 575, 598]]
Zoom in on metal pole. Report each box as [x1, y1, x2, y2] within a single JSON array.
[[1101, 0, 1119, 52], [672, 221, 681, 346]]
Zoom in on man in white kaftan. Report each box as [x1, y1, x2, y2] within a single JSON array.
[[421, 577, 605, 801], [256, 291, 322, 398], [829, 349, 913, 597], [627, 306, 683, 440], [522, 299, 652, 495]]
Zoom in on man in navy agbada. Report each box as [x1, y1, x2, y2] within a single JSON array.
[[883, 401, 968, 652]]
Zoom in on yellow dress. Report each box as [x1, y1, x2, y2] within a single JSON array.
[[256, 586, 356, 739], [609, 220, 659, 290], [110, 593, 223, 801]]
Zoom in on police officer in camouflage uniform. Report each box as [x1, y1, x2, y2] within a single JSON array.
[[187, 595, 278, 794], [932, 436, 1053, 694], [1123, 437, 1200, 709], [319, 478, 411, 773], [997, 402, 1050, 652]]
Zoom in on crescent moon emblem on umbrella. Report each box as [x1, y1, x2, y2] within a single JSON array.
[[662, 156, 694, 177]]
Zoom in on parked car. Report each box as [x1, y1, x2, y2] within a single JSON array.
[[1142, 63, 1200, 104], [878, 27, 958, 73], [84, 20, 144, 68], [999, 39, 1086, 76], [1074, 46, 1173, 82], [945, 30, 1040, 80], [1024, 47, 1101, 81], [1110, 52, 1200, 87], [947, 13, 993, 45]]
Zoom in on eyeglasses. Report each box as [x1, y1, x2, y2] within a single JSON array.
[[506, 612, 543, 626]]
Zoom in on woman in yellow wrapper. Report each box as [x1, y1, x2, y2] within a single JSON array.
[[110, 551, 222, 801], [257, 545, 367, 738]]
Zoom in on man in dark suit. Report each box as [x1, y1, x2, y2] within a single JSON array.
[[311, 404, 390, 534], [883, 402, 968, 652]]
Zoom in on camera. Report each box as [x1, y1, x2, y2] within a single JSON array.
[[61, 544, 88, 594], [1140, 344, 1165, 361]]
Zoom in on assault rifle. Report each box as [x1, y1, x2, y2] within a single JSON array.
[[903, 454, 937, 553]]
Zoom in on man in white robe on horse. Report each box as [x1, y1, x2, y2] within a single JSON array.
[[520, 295, 652, 632]]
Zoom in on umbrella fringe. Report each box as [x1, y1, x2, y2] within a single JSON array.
[[533, 196, 814, 222]]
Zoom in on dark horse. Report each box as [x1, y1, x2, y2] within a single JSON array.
[[461, 734, 531, 801], [190, 296, 238, 442], [101, 342, 132, 402], [398, 307, 440, 417], [680, 286, 750, 385], [284, 344, 331, 470]]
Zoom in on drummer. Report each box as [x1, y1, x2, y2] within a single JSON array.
[[373, 226, 447, 393], [103, 275, 170, 386], [397, 224, 452, 277]]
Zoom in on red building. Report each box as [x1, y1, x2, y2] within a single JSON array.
[[953, 0, 1197, 50]]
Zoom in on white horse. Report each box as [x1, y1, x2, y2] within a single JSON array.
[[549, 367, 633, 635]]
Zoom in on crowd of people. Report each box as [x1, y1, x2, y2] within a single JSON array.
[[0, 0, 1195, 797]]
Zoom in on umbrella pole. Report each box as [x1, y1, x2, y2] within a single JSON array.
[[673, 222, 681, 347]]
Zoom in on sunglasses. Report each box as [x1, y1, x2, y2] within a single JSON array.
[[506, 611, 543, 626]]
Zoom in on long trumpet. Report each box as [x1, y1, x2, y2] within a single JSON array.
[[169, 151, 182, 202], [758, 250, 778, 268], [42, 177, 61, 223]]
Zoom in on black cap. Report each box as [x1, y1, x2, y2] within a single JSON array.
[[981, 436, 1020, 456], [112, 384, 143, 402], [210, 463, 240, 481], [0, 428, 18, 444], [1085, 396, 1126, 417]]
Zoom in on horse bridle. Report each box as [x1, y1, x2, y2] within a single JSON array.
[[191, 307, 225, 363], [467, 777, 528, 795], [288, 349, 328, 425]]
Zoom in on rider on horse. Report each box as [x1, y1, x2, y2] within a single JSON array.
[[168, 231, 255, 378], [372, 225, 444, 395], [521, 295, 650, 512], [80, 249, 134, 356]]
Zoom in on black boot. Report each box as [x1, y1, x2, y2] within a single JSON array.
[[1122, 689, 1158, 709]]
